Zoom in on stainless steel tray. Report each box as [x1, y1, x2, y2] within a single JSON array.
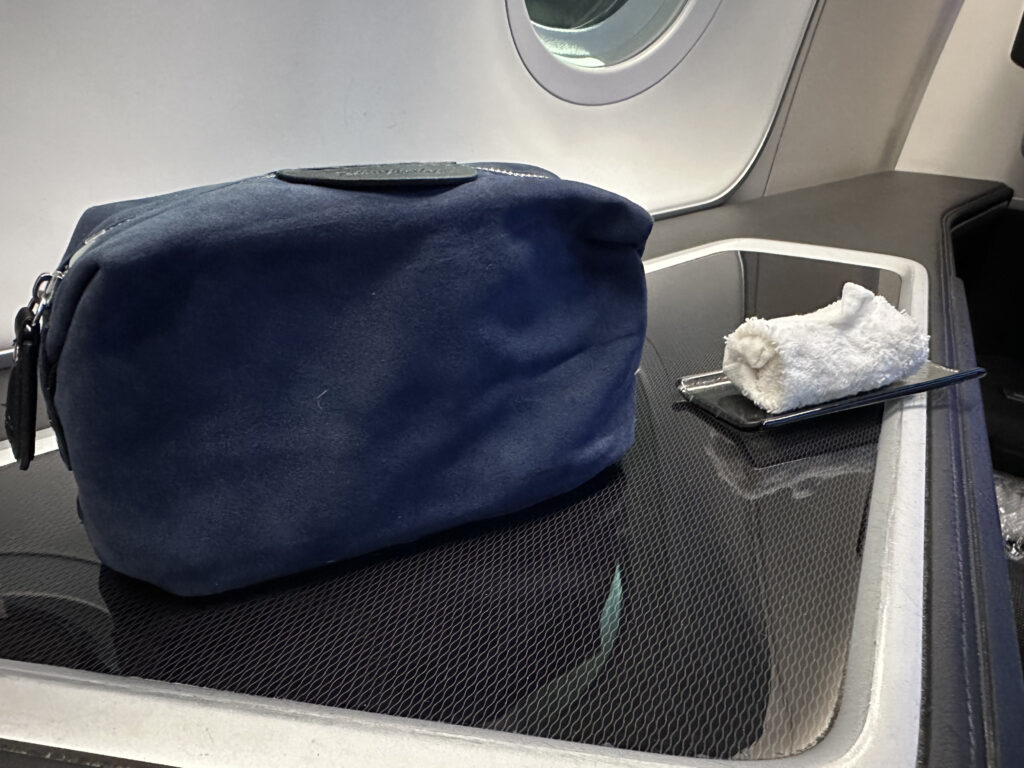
[[677, 361, 985, 429]]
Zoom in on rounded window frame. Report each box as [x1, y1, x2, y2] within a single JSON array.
[[506, 0, 723, 105]]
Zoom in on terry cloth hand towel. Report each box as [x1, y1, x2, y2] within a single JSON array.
[[722, 282, 929, 414]]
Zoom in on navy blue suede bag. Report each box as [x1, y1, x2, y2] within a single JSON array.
[[10, 163, 651, 596]]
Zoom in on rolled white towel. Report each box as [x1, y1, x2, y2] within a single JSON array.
[[722, 282, 929, 414]]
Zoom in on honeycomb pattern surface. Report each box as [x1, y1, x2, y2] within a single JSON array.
[[0, 251, 890, 758]]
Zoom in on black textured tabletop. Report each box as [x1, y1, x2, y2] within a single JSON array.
[[0, 251, 893, 759]]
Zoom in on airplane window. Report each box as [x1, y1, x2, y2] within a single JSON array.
[[524, 0, 689, 67], [508, 0, 721, 105], [525, 0, 631, 29], [528, 0, 630, 28]]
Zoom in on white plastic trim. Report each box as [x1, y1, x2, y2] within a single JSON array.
[[0, 428, 57, 470]]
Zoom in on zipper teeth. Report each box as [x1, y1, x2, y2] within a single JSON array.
[[46, 221, 126, 316], [475, 166, 551, 180], [64, 216, 132, 270], [63, 176, 276, 273], [63, 231, 102, 271], [60, 168, 546, 272]]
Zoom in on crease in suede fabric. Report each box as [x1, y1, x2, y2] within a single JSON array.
[[43, 167, 652, 595]]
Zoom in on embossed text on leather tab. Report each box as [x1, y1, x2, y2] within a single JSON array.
[[275, 163, 478, 189]]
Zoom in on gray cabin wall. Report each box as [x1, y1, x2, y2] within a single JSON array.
[[730, 0, 963, 202], [898, 0, 1024, 201]]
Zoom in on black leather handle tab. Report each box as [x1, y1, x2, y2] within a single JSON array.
[[275, 162, 478, 190]]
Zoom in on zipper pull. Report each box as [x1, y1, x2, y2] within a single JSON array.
[[4, 272, 60, 470]]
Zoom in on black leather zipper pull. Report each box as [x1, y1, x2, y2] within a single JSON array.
[[5, 306, 40, 469], [4, 273, 59, 470]]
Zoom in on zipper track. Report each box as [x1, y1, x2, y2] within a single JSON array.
[[63, 218, 132, 272], [474, 166, 553, 180]]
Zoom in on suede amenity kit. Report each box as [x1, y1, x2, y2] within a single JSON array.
[[6, 163, 653, 596]]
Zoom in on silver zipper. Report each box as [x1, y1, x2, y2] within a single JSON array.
[[25, 270, 65, 330], [11, 271, 61, 364], [39, 223, 123, 326], [474, 166, 551, 180], [65, 227, 110, 271]]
